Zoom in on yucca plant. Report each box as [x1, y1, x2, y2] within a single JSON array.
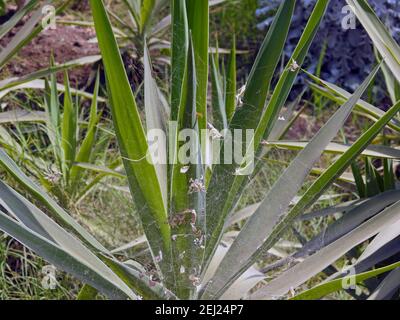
[[0, 1, 116, 206], [1, 0, 400, 300], [0, 66, 123, 206]]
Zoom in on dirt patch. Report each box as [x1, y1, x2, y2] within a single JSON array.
[[286, 109, 367, 142], [3, 25, 99, 88], [71, 0, 90, 12]]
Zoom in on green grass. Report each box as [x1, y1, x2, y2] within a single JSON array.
[[0, 179, 143, 299], [0, 236, 73, 299]]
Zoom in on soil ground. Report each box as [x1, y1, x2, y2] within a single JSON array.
[[2, 24, 99, 88]]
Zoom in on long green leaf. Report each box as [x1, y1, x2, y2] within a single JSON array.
[[89, 0, 171, 282], [171, 0, 189, 121], [368, 268, 400, 300], [140, 0, 156, 34], [144, 43, 168, 209], [380, 52, 400, 105], [0, 79, 104, 102], [100, 255, 178, 300], [229, 0, 295, 131], [268, 141, 400, 159], [288, 190, 400, 265], [69, 71, 101, 190], [201, 64, 380, 299], [292, 261, 400, 300], [170, 37, 206, 299], [186, 0, 209, 132], [77, 285, 98, 300], [0, 0, 72, 69], [358, 219, 400, 264], [61, 72, 78, 182], [251, 200, 400, 300], [0, 6, 42, 69], [211, 53, 227, 130], [0, 109, 46, 124], [225, 35, 236, 122], [0, 148, 108, 252], [307, 73, 400, 132], [249, 83, 400, 300], [0, 182, 136, 299], [0, 0, 39, 39], [0, 55, 101, 92], [346, 0, 400, 82], [203, 0, 329, 274]]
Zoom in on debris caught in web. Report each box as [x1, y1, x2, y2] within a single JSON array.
[[44, 168, 62, 184], [188, 177, 206, 194], [236, 84, 246, 106], [180, 166, 190, 174], [169, 209, 197, 228], [155, 250, 163, 263], [189, 274, 201, 286], [207, 123, 223, 140], [288, 59, 299, 72]]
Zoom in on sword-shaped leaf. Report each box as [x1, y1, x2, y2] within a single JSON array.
[[201, 64, 380, 299], [89, 0, 171, 280]]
